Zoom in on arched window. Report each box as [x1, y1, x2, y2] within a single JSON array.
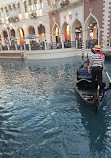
[[11, 29, 15, 37], [38, 24, 45, 34], [19, 28, 24, 44], [38, 24, 45, 42], [29, 26, 35, 35], [65, 24, 70, 41], [24, 1, 27, 12]]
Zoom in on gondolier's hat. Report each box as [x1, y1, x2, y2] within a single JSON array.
[[93, 45, 101, 51]]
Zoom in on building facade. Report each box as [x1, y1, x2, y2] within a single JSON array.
[[0, 0, 50, 46], [48, 0, 111, 49], [0, 0, 111, 49]]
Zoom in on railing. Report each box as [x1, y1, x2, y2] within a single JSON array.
[[77, 40, 82, 49], [69, 0, 82, 4], [17, 45, 24, 50], [9, 45, 16, 50], [47, 42, 62, 50], [0, 40, 98, 52], [48, 2, 61, 12], [8, 9, 21, 18], [1, 45, 8, 50], [86, 39, 98, 49], [49, 0, 82, 11], [64, 41, 76, 48], [31, 43, 45, 50]]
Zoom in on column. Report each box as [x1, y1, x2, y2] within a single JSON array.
[[15, 27, 20, 45], [34, 25, 39, 43], [60, 33, 65, 49], [52, 34, 56, 43], [82, 27, 87, 49], [1, 31, 5, 45], [71, 31, 75, 42]]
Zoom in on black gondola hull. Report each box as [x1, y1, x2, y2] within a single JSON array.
[[74, 60, 107, 112]]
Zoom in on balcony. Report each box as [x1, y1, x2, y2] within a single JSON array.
[[29, 9, 43, 18], [49, 0, 83, 12], [8, 16, 19, 23], [48, 2, 61, 12], [8, 9, 21, 18], [69, 0, 83, 5], [29, 12, 38, 19]]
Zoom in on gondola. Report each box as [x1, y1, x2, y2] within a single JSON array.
[[74, 59, 111, 113]]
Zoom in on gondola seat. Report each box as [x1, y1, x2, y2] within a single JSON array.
[[77, 68, 92, 80]]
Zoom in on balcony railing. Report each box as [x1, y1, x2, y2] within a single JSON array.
[[49, 0, 83, 12], [8, 9, 21, 17], [8, 16, 19, 23], [69, 0, 83, 4], [86, 39, 98, 49], [48, 2, 61, 12]]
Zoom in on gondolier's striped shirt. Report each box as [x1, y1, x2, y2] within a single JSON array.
[[90, 53, 104, 67]]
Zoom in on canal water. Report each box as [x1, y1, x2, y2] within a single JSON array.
[[0, 57, 111, 158]]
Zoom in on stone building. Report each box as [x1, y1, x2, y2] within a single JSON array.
[[0, 0, 50, 45], [0, 0, 110, 49], [48, 0, 111, 49]]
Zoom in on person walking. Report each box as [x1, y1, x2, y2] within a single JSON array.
[[88, 45, 104, 91]]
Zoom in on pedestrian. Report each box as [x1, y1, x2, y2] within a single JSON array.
[[88, 45, 104, 92]]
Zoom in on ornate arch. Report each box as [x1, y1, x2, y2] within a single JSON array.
[[52, 22, 60, 43], [84, 12, 99, 30], [61, 22, 71, 41], [52, 22, 60, 35], [71, 17, 83, 31], [84, 12, 99, 46]]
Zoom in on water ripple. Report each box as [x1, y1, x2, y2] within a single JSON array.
[[0, 58, 110, 158]]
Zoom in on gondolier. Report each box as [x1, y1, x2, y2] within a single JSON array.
[[88, 45, 104, 91]]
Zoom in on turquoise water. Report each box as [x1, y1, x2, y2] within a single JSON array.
[[0, 57, 111, 158]]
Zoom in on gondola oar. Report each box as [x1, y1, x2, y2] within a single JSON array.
[[104, 66, 111, 90]]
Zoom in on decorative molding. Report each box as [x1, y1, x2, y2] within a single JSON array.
[[89, 8, 92, 13], [8, 16, 19, 23], [29, 12, 38, 19], [69, 14, 72, 20]]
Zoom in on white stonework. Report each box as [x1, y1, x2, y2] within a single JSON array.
[[102, 0, 110, 48], [0, 0, 50, 44], [60, 4, 84, 41], [0, 0, 110, 51]]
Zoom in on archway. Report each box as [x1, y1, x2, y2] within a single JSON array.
[[62, 22, 71, 42], [29, 26, 35, 35], [52, 24, 60, 43], [85, 16, 98, 48], [3, 30, 8, 44], [38, 24, 45, 42], [19, 28, 24, 44], [72, 19, 82, 41], [11, 29, 16, 37]]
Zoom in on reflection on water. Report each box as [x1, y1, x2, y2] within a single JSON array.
[[0, 58, 110, 158]]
